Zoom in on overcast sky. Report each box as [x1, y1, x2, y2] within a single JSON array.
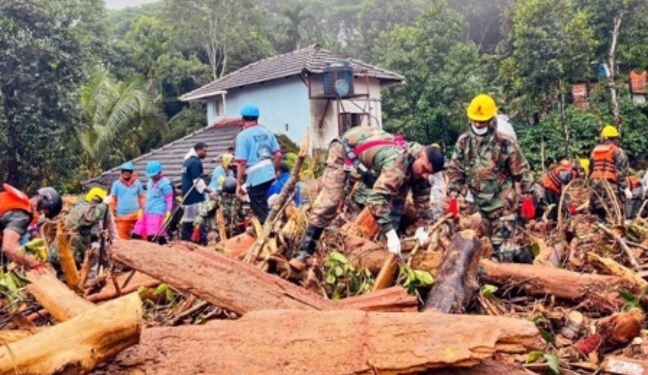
[[105, 0, 159, 10]]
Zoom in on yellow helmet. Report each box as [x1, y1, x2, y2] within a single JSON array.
[[221, 152, 234, 169], [601, 125, 619, 138], [578, 158, 590, 176], [467, 94, 497, 122], [86, 187, 107, 202]]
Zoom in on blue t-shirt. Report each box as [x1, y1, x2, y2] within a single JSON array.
[[209, 165, 234, 190], [268, 172, 302, 205], [110, 179, 144, 216], [145, 177, 173, 215], [235, 125, 280, 187]]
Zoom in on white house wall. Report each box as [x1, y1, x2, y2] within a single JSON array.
[[205, 76, 311, 147], [309, 76, 384, 152]]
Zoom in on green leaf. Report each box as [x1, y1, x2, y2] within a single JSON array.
[[529, 242, 541, 257], [334, 266, 344, 277], [328, 251, 349, 265], [526, 350, 544, 363], [543, 353, 561, 375], [618, 289, 639, 304], [413, 270, 435, 286], [154, 283, 168, 297], [482, 284, 498, 297], [540, 330, 555, 345], [325, 274, 336, 284]]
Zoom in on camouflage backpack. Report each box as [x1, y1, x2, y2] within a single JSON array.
[[64, 200, 107, 231]]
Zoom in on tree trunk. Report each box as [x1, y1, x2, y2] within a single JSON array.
[[0, 293, 141, 375], [25, 269, 95, 322], [102, 310, 540, 374], [429, 360, 537, 375], [86, 271, 159, 303], [479, 260, 633, 311], [55, 221, 81, 290], [423, 230, 483, 313], [608, 12, 625, 130], [111, 239, 338, 314], [336, 286, 418, 312]]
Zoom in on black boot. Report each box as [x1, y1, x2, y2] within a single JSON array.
[[289, 225, 324, 271], [180, 222, 193, 241]]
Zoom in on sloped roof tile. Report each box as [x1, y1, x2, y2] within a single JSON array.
[[180, 44, 404, 101]]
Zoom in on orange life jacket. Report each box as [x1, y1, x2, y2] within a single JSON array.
[[627, 176, 641, 190], [542, 163, 575, 194], [590, 144, 618, 181], [0, 183, 33, 217]]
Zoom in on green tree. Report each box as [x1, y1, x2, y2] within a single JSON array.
[[79, 68, 165, 175], [373, 0, 482, 147], [0, 0, 95, 190]]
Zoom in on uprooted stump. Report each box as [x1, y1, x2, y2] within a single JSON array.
[[0, 293, 142, 375], [101, 310, 541, 374], [423, 230, 483, 313]]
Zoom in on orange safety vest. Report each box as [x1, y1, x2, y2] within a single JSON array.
[[627, 176, 641, 190], [542, 163, 574, 194], [0, 183, 33, 217], [590, 144, 618, 181]]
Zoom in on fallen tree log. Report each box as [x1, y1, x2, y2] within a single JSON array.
[[478, 260, 633, 311], [0, 330, 35, 345], [335, 286, 418, 312], [25, 269, 94, 322], [0, 293, 141, 375], [424, 230, 482, 313], [111, 239, 338, 314], [103, 310, 540, 374], [429, 359, 537, 375], [86, 271, 159, 303]]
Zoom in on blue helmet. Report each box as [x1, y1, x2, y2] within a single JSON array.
[[145, 160, 163, 177], [120, 161, 135, 172], [240, 104, 260, 118]]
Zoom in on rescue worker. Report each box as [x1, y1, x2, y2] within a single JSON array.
[[132, 161, 173, 244], [0, 184, 62, 269], [533, 159, 579, 220], [181, 142, 213, 243], [59, 187, 114, 278], [209, 152, 234, 191], [446, 94, 535, 263], [195, 177, 246, 241], [235, 104, 282, 224], [625, 175, 644, 219], [289, 126, 445, 271], [588, 125, 630, 220], [109, 162, 145, 239], [267, 163, 302, 207]]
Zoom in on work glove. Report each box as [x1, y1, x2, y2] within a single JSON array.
[[385, 229, 401, 257], [625, 188, 633, 200], [520, 195, 536, 220], [21, 238, 48, 261], [413, 226, 429, 246], [191, 225, 201, 242], [446, 194, 459, 219]]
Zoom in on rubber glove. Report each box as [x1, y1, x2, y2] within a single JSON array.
[[520, 196, 536, 220], [568, 204, 577, 216], [191, 226, 201, 242], [413, 227, 429, 246], [385, 229, 401, 256], [625, 188, 633, 200], [446, 196, 458, 219], [137, 209, 143, 219]]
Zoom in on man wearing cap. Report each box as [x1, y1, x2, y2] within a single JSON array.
[[588, 124, 629, 220], [446, 94, 535, 263], [109, 162, 145, 239], [234, 104, 281, 224], [289, 126, 445, 271]]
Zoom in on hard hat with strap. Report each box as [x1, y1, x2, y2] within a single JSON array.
[[601, 125, 619, 138], [590, 144, 618, 181], [467, 94, 497, 122]]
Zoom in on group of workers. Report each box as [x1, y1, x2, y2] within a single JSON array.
[[0, 96, 645, 275]]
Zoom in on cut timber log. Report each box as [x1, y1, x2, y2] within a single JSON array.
[[218, 232, 256, 258], [372, 253, 399, 291], [424, 230, 482, 313], [335, 286, 418, 312], [0, 293, 141, 375], [478, 260, 633, 311], [104, 310, 540, 374], [111, 239, 338, 314], [25, 269, 94, 322]]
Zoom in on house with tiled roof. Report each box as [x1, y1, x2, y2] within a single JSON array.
[[180, 43, 405, 155]]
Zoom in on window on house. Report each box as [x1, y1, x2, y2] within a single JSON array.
[[338, 112, 367, 135]]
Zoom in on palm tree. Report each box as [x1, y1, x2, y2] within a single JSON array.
[[79, 68, 165, 176]]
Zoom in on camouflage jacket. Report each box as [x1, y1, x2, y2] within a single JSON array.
[[195, 192, 245, 228], [341, 127, 431, 232], [447, 128, 533, 213], [64, 197, 109, 236]]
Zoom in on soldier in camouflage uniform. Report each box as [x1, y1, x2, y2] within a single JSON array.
[[289, 126, 445, 271], [588, 125, 630, 220], [446, 94, 535, 263], [194, 177, 247, 240]]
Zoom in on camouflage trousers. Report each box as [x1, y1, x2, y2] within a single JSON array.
[[309, 141, 349, 228], [481, 208, 518, 260], [589, 180, 622, 220]]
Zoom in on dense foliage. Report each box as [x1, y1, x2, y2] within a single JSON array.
[[1, 0, 648, 192]]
